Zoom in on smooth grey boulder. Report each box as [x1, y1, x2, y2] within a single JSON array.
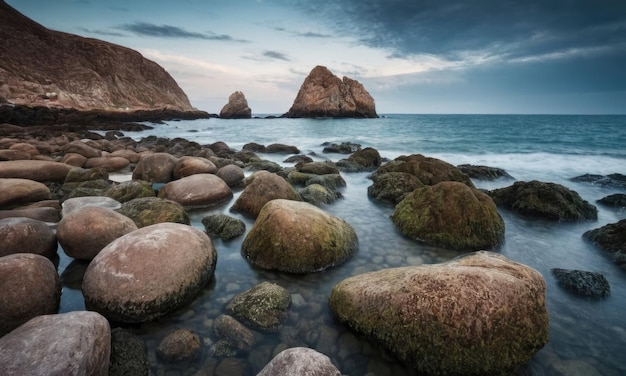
[[257, 347, 341, 376]]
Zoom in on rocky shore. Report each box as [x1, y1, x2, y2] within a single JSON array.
[[0, 116, 623, 375]]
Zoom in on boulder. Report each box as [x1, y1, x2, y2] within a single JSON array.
[[84, 156, 131, 172], [105, 180, 155, 203], [131, 152, 177, 183], [0, 207, 60, 222], [0, 160, 73, 182], [242, 199, 358, 273], [257, 347, 341, 376], [173, 156, 218, 178], [343, 147, 382, 172], [457, 164, 514, 180], [82, 223, 217, 323], [63, 140, 102, 158], [225, 281, 291, 332], [0, 311, 110, 376], [570, 173, 626, 189], [0, 253, 61, 335], [109, 328, 149, 376], [597, 193, 626, 208], [489, 180, 598, 221], [9, 142, 39, 156], [0, 178, 50, 208], [298, 183, 340, 206], [583, 219, 626, 270], [64, 166, 109, 183], [110, 149, 141, 163], [328, 251, 550, 375], [306, 174, 346, 191], [551, 268, 610, 298], [216, 164, 245, 187], [158, 173, 232, 208], [367, 172, 424, 205], [201, 213, 246, 240], [156, 329, 201, 363], [219, 91, 252, 119], [213, 314, 260, 352], [61, 196, 122, 217], [392, 181, 505, 251], [0, 217, 57, 258], [266, 143, 300, 154], [0, 149, 31, 160], [297, 161, 339, 175], [116, 197, 189, 228], [283, 65, 377, 118], [61, 153, 88, 167], [231, 171, 301, 218], [375, 154, 475, 188], [57, 206, 138, 260]]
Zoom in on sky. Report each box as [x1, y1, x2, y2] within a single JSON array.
[[6, 0, 626, 114]]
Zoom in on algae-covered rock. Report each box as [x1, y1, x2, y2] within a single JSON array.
[[298, 183, 339, 206], [367, 171, 424, 205], [231, 171, 300, 219], [328, 251, 550, 375], [392, 181, 504, 251], [375, 154, 474, 188], [225, 281, 290, 332], [583, 219, 626, 269], [489, 180, 598, 221], [242, 199, 358, 273], [552, 268, 610, 298], [106, 180, 155, 203], [116, 197, 189, 228], [201, 213, 246, 240]]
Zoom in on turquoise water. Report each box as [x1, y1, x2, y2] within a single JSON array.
[[68, 114, 626, 374]]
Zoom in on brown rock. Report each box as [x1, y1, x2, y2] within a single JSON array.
[[61, 152, 88, 167], [0, 217, 57, 259], [0, 207, 60, 222], [0, 1, 194, 111], [63, 140, 101, 158], [216, 164, 245, 187], [219, 91, 252, 119], [284, 66, 377, 118], [8, 142, 39, 156], [157, 329, 201, 363], [0, 311, 111, 376], [173, 156, 218, 178], [131, 152, 177, 183], [57, 206, 138, 260], [0, 160, 73, 182], [0, 178, 50, 208], [375, 154, 475, 188], [84, 156, 130, 172], [158, 173, 233, 208], [231, 171, 301, 218], [0, 253, 61, 335], [110, 149, 140, 163], [0, 149, 31, 160]]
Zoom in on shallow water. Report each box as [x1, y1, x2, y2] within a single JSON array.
[[61, 115, 626, 375]]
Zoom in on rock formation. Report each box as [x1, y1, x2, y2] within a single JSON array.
[[283, 66, 377, 118], [220, 91, 252, 119], [0, 1, 194, 111]]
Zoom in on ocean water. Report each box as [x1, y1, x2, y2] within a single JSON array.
[[62, 114, 626, 375]]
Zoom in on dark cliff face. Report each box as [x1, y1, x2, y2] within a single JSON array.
[[283, 65, 377, 118], [0, 0, 194, 111]]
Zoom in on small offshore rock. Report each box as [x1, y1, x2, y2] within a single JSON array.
[[570, 173, 626, 189], [257, 347, 341, 376], [367, 172, 424, 205], [552, 268, 610, 298], [266, 143, 300, 154], [219, 91, 252, 119], [157, 329, 201, 363]]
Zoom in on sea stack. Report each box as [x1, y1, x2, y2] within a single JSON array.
[[219, 91, 252, 119], [283, 66, 377, 118]]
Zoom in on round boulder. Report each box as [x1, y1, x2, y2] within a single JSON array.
[[242, 199, 358, 273], [216, 164, 245, 187], [0, 178, 51, 208], [392, 181, 505, 251], [84, 156, 131, 172], [225, 281, 291, 332], [367, 172, 424, 205], [116, 197, 189, 228], [173, 156, 218, 179], [231, 171, 301, 218], [0, 217, 57, 259], [583, 219, 626, 270], [0, 311, 110, 376], [328, 251, 550, 375], [0, 160, 73, 182], [105, 180, 155, 203], [82, 223, 217, 323], [201, 214, 246, 240], [156, 329, 201, 363], [131, 153, 177, 183], [0, 253, 61, 335], [257, 347, 341, 376], [489, 180, 598, 221], [158, 173, 232, 208], [551, 268, 610, 298], [57, 206, 138, 260], [375, 154, 475, 188]]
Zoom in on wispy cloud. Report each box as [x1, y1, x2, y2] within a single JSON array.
[[77, 27, 126, 37], [242, 50, 292, 62], [116, 22, 248, 42], [274, 27, 332, 38]]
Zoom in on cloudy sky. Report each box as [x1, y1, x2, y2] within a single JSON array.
[[7, 0, 626, 114]]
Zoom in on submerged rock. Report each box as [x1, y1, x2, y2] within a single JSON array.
[[201, 213, 246, 240], [583, 219, 626, 270], [392, 181, 505, 251], [242, 199, 358, 273], [552, 268, 610, 298], [489, 180, 598, 221], [225, 281, 291, 332], [109, 328, 149, 376], [156, 329, 201, 363], [328, 251, 549, 375]]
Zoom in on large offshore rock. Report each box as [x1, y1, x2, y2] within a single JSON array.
[[283, 66, 377, 118], [489, 180, 598, 221], [231, 171, 301, 218], [329, 251, 550, 375], [219, 91, 252, 119], [0, 311, 111, 376], [242, 199, 358, 273], [374, 154, 475, 188], [391, 181, 505, 251], [0, 253, 61, 335], [82, 223, 217, 323], [158, 173, 232, 208], [257, 347, 341, 376], [0, 217, 57, 259]]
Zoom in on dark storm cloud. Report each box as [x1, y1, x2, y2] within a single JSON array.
[[279, 0, 626, 61], [116, 22, 248, 42]]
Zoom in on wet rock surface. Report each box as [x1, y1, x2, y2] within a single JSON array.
[[583, 219, 626, 269], [552, 268, 610, 298]]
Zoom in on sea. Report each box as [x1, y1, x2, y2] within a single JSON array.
[[60, 114, 626, 375]]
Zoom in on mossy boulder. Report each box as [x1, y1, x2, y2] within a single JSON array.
[[105, 180, 155, 203], [231, 171, 301, 219], [367, 172, 424, 205], [339, 147, 381, 172], [242, 199, 358, 273], [583, 219, 626, 270], [457, 164, 513, 180], [225, 282, 291, 332], [392, 181, 504, 251], [489, 180, 598, 221], [116, 197, 189, 228], [375, 154, 474, 188], [298, 183, 340, 206], [328, 251, 550, 375], [201, 214, 246, 240]]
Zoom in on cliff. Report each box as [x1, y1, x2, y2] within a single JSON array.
[[283, 66, 377, 118], [0, 0, 194, 111]]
